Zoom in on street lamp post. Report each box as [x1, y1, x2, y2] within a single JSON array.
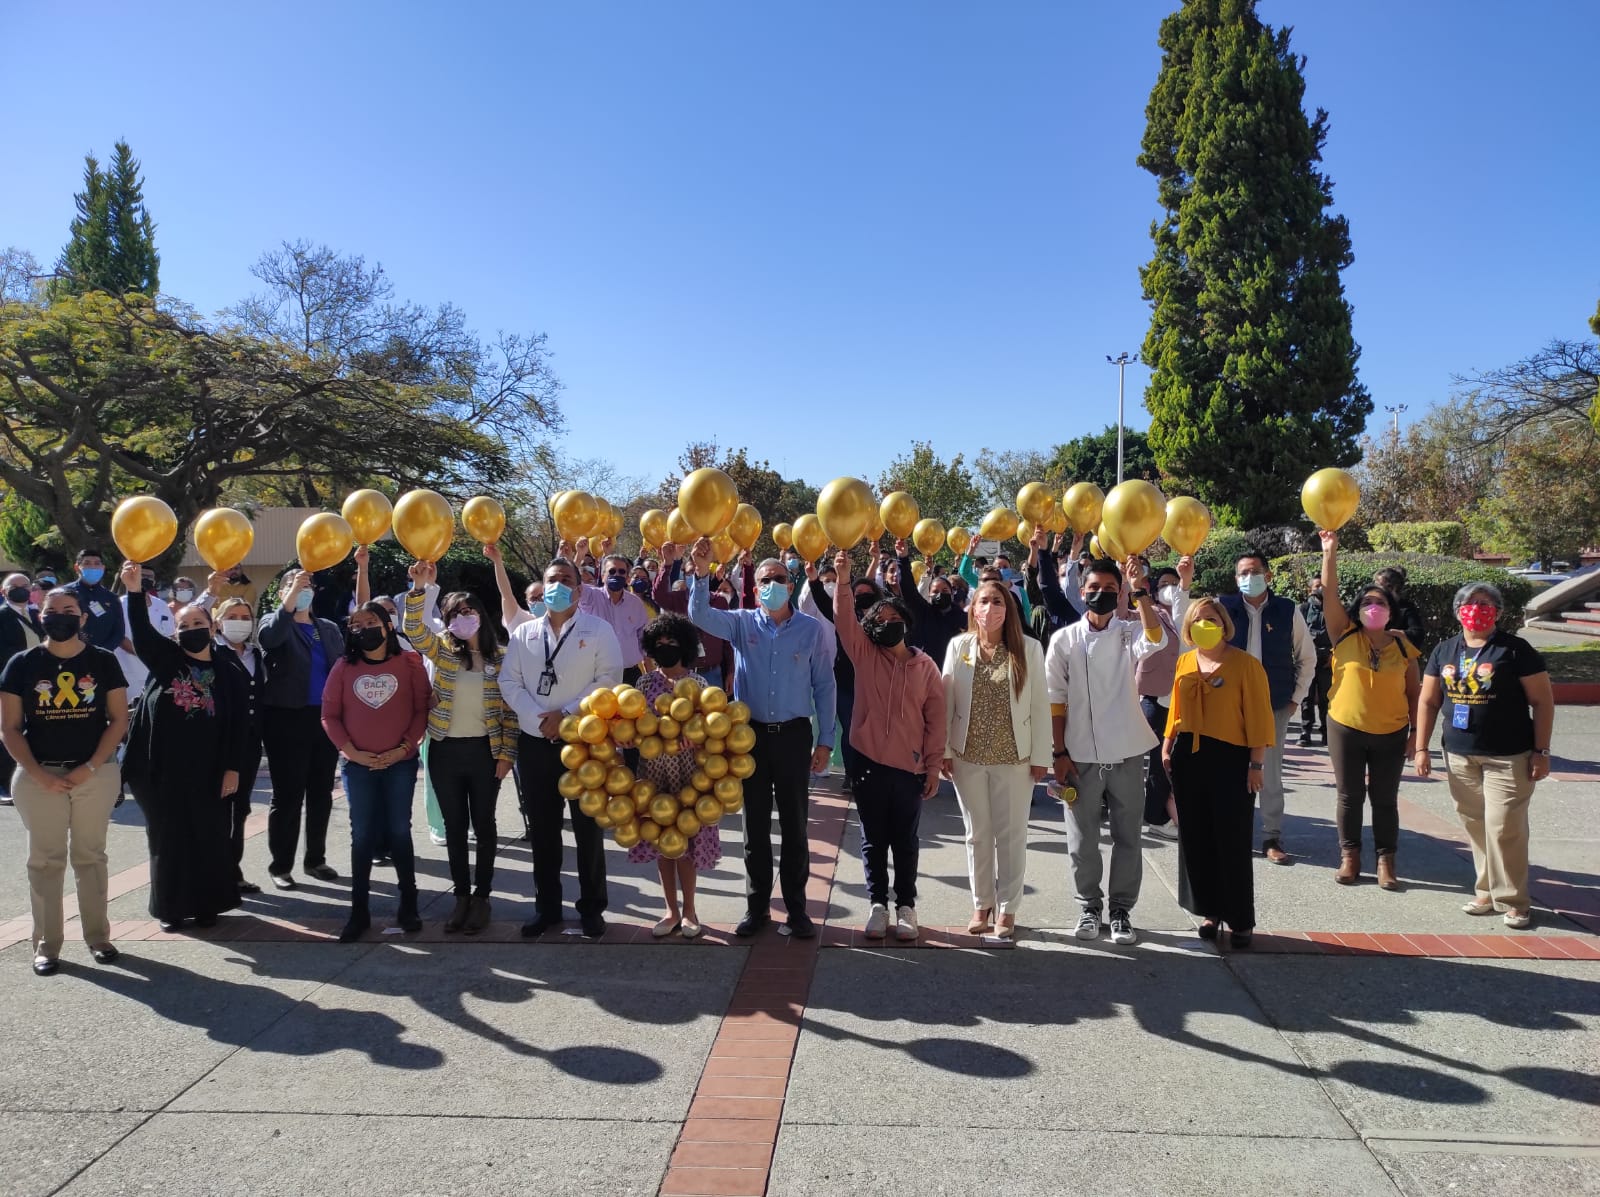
[[1384, 403, 1409, 438], [1106, 352, 1137, 484]]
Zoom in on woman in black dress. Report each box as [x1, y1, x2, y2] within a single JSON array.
[[119, 561, 250, 931]]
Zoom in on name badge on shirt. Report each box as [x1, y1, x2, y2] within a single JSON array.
[[89, 601, 106, 617], [1452, 704, 1470, 730], [537, 667, 556, 697]]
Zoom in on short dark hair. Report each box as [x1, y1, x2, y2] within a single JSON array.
[[76, 548, 104, 563], [864, 595, 913, 628], [1083, 557, 1123, 588], [641, 611, 700, 665], [1236, 548, 1270, 573], [344, 601, 404, 663], [1374, 566, 1407, 590], [1153, 566, 1181, 587]]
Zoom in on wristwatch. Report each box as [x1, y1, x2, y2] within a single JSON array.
[[1052, 748, 1071, 760], [1247, 762, 1264, 771], [1131, 589, 1151, 601], [1532, 748, 1551, 757]]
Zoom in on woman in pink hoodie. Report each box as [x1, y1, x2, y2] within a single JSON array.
[[831, 550, 946, 941]]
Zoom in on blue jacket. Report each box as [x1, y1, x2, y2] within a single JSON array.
[[257, 609, 344, 710], [1220, 592, 1297, 709]]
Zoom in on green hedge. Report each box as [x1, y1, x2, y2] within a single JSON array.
[[1367, 521, 1466, 556], [1268, 552, 1534, 646]]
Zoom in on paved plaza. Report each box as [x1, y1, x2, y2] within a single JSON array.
[[2, 708, 1596, 1196]]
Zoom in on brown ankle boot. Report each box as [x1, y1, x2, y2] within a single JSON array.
[[1335, 850, 1360, 885], [1376, 854, 1400, 891], [463, 895, 492, 934], [443, 895, 471, 932]]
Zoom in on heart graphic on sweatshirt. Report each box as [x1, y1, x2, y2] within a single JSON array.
[[353, 673, 399, 709]]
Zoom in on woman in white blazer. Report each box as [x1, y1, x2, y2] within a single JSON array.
[[941, 579, 1052, 939]]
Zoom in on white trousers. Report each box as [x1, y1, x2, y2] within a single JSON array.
[[950, 758, 1034, 915]]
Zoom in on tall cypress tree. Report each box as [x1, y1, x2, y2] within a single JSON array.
[[1138, 0, 1370, 526], [53, 140, 160, 298]]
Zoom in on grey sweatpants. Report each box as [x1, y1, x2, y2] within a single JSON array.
[[1064, 754, 1145, 913]]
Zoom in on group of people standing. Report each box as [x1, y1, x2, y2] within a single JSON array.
[[0, 520, 1556, 976]]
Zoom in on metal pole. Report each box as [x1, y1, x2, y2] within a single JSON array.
[[1107, 352, 1136, 484]]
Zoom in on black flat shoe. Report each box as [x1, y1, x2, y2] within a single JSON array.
[[1197, 920, 1219, 941], [269, 873, 297, 891], [305, 864, 340, 882], [33, 956, 59, 976], [237, 881, 262, 895], [1229, 930, 1254, 949], [734, 912, 771, 938], [520, 914, 560, 939], [785, 913, 816, 940], [91, 945, 120, 964], [159, 920, 181, 933], [338, 913, 370, 943], [580, 913, 607, 940]]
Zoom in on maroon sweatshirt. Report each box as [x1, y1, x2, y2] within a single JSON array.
[[321, 652, 431, 757]]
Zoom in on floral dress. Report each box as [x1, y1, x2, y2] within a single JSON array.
[[627, 669, 724, 870]]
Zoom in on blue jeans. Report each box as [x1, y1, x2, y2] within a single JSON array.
[[341, 757, 419, 912]]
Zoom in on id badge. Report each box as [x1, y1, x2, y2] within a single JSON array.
[[1452, 704, 1470, 730], [537, 668, 556, 697]]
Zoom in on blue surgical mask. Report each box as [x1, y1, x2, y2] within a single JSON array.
[[528, 599, 547, 618], [758, 580, 789, 612], [605, 574, 626, 592], [79, 567, 104, 585], [1237, 574, 1267, 598], [1000, 568, 1018, 582], [294, 590, 314, 612], [544, 582, 573, 613]]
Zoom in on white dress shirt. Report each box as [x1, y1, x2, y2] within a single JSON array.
[[1045, 615, 1168, 764], [117, 593, 176, 695], [1236, 597, 1317, 707], [6, 602, 40, 651], [499, 609, 623, 731]]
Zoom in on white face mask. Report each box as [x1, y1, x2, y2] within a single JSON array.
[[1158, 584, 1182, 609], [221, 619, 253, 643], [823, 582, 836, 599], [174, 588, 195, 603]]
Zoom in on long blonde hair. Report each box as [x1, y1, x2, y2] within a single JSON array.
[[966, 580, 1029, 697]]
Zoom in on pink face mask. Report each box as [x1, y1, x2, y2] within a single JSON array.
[[974, 603, 1004, 632], [1359, 603, 1389, 631]]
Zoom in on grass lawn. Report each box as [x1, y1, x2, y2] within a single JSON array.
[[1541, 641, 1600, 683]]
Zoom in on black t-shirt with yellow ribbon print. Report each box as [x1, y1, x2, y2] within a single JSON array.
[[0, 645, 128, 765], [1425, 631, 1546, 757]]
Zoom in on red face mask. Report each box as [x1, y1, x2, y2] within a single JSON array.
[[1458, 603, 1498, 633]]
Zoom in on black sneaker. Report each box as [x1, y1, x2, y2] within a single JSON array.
[[735, 911, 771, 938], [785, 912, 816, 940], [580, 913, 607, 940], [1108, 909, 1137, 946], [237, 880, 262, 895], [520, 914, 560, 939], [305, 864, 340, 882], [338, 912, 370, 943]]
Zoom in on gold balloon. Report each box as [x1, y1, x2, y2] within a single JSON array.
[[560, 742, 589, 771], [638, 735, 664, 760], [695, 794, 724, 826], [699, 686, 728, 713], [772, 522, 794, 551], [1302, 468, 1361, 531], [296, 512, 354, 573], [726, 700, 750, 724], [649, 794, 680, 826], [393, 489, 456, 561], [911, 560, 926, 585], [658, 827, 689, 860], [714, 776, 743, 802], [635, 710, 659, 737], [1162, 496, 1212, 556], [111, 496, 179, 564], [979, 508, 1020, 542], [678, 467, 740, 536], [576, 758, 607, 790], [1102, 480, 1167, 556], [557, 770, 585, 800], [638, 818, 662, 843], [578, 790, 607, 818], [946, 525, 971, 557], [1092, 524, 1128, 562], [341, 489, 393, 545], [908, 518, 942, 557], [462, 496, 506, 545], [1063, 482, 1105, 534], [666, 507, 696, 546], [703, 753, 729, 779], [880, 491, 921, 540], [725, 723, 755, 755], [597, 498, 624, 540], [590, 688, 619, 719], [710, 532, 738, 566], [676, 809, 703, 838], [610, 717, 636, 745], [617, 688, 647, 720], [193, 507, 254, 572], [640, 508, 669, 548], [728, 753, 755, 779], [720, 791, 745, 815], [558, 715, 582, 743], [728, 503, 763, 550], [1017, 519, 1035, 548], [553, 490, 600, 541], [816, 477, 876, 549], [704, 710, 732, 739], [548, 490, 568, 516], [684, 715, 709, 745], [863, 505, 886, 544], [612, 820, 641, 849], [1043, 504, 1070, 535], [594, 813, 613, 829], [588, 739, 615, 764], [579, 714, 609, 744], [792, 513, 829, 563], [606, 796, 633, 823], [1016, 482, 1055, 525]]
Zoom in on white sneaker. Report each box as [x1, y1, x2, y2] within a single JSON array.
[[429, 831, 447, 847], [1075, 908, 1102, 940], [864, 903, 890, 939], [894, 906, 919, 940], [1146, 822, 1179, 841], [1109, 908, 1138, 946]]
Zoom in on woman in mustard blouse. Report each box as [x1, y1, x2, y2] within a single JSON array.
[[1162, 597, 1276, 947], [1319, 531, 1422, 891]]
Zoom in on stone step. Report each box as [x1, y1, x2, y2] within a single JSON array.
[[1527, 617, 1600, 639], [1586, 601, 1600, 611], [1564, 609, 1600, 624]]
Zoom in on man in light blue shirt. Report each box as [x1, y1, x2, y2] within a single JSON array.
[[687, 537, 835, 939]]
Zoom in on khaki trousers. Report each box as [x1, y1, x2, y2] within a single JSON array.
[[10, 763, 121, 958], [1444, 751, 1534, 911]]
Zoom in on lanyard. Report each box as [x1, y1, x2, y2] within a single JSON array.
[[542, 620, 577, 670]]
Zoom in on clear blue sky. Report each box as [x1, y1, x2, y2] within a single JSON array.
[[3, 1, 1595, 493]]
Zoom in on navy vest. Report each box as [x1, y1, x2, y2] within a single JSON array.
[[1220, 592, 1296, 709]]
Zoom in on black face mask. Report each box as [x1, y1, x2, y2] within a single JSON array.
[[178, 628, 212, 653], [354, 626, 387, 653], [1084, 590, 1119, 616], [865, 619, 906, 648], [651, 642, 683, 668], [42, 613, 81, 643], [6, 586, 29, 605], [854, 592, 877, 615], [142, 578, 158, 594], [930, 592, 952, 611]]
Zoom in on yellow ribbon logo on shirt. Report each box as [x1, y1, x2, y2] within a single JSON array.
[[54, 671, 80, 708]]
